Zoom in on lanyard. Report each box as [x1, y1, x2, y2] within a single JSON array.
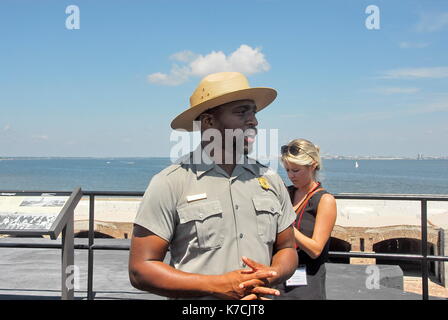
[[294, 182, 322, 231]]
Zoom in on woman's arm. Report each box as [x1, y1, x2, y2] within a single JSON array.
[[294, 194, 337, 259]]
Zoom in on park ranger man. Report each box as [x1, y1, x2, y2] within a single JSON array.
[[129, 72, 297, 299]]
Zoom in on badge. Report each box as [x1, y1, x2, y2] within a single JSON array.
[[257, 177, 270, 190]]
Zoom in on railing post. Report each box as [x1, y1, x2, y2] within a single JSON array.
[[61, 208, 75, 300], [440, 228, 446, 288], [421, 199, 429, 300], [87, 194, 95, 300]]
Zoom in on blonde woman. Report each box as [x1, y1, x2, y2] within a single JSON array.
[[277, 139, 337, 300]]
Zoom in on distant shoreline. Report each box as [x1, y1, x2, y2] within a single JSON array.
[[1, 157, 448, 161], [322, 157, 448, 160]]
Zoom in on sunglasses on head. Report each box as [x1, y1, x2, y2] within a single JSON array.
[[281, 145, 310, 157]]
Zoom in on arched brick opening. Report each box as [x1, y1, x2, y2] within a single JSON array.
[[328, 237, 351, 264], [74, 231, 115, 239], [373, 238, 436, 276]]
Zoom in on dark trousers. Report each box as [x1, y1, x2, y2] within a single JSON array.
[[275, 264, 326, 300]]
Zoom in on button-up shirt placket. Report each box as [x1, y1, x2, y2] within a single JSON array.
[[228, 169, 245, 268]]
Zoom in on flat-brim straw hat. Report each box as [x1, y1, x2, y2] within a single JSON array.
[[171, 72, 277, 131]]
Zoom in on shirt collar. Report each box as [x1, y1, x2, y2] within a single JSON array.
[[240, 157, 258, 176], [192, 148, 258, 178], [194, 149, 216, 178]]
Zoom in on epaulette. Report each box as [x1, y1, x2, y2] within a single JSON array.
[[255, 159, 269, 168], [244, 156, 267, 167], [162, 153, 194, 176], [250, 158, 278, 176], [160, 163, 182, 176]]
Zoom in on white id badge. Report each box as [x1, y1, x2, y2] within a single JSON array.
[[286, 266, 307, 286]]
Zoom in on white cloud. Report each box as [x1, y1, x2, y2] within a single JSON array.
[[189, 50, 231, 76], [148, 64, 191, 86], [335, 97, 448, 122], [170, 50, 198, 63], [148, 45, 271, 86], [335, 110, 396, 122], [278, 114, 304, 118], [374, 87, 421, 95], [121, 138, 132, 143], [3, 124, 11, 132], [398, 41, 430, 49], [66, 140, 77, 145], [380, 67, 448, 79], [32, 134, 49, 141], [416, 12, 448, 32], [408, 99, 448, 114]]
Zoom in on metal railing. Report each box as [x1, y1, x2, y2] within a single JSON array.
[[1, 190, 448, 300], [333, 193, 448, 300]]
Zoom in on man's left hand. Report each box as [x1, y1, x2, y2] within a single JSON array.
[[238, 256, 280, 299]]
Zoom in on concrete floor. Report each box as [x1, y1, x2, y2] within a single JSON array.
[[0, 238, 439, 300]]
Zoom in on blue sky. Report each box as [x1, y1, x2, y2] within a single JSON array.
[[0, 0, 447, 157]]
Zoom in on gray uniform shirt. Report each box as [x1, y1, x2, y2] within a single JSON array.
[[134, 151, 296, 281]]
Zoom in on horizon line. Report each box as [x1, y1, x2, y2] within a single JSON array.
[[1, 155, 448, 160]]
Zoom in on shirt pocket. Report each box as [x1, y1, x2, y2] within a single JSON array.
[[177, 200, 224, 250], [252, 196, 282, 244]]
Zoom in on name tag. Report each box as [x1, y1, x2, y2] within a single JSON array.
[[286, 266, 307, 286], [186, 193, 207, 202]]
